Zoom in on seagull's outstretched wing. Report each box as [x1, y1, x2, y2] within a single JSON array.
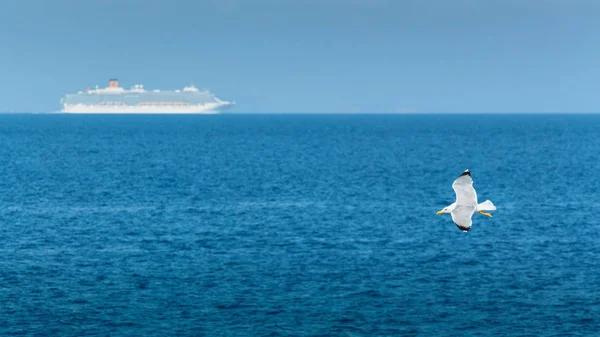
[[452, 169, 477, 206], [451, 206, 474, 232]]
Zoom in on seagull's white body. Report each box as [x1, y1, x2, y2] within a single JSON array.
[[437, 169, 496, 232]]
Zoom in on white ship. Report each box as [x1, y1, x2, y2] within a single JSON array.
[[60, 79, 234, 114]]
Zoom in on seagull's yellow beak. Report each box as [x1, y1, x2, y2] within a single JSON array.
[[436, 210, 443, 215]]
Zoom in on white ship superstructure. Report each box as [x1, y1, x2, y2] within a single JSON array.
[[60, 79, 234, 113]]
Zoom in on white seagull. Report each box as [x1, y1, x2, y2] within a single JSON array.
[[436, 169, 496, 232]]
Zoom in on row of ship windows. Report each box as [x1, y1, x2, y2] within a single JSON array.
[[91, 101, 192, 105], [139, 101, 190, 105]]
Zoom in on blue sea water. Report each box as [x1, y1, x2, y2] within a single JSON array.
[[0, 113, 599, 336]]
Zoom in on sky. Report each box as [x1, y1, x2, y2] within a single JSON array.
[[0, 0, 599, 113]]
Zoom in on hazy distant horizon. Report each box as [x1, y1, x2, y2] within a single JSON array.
[[1, 0, 599, 113]]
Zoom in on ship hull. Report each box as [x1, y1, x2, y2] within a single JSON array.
[[61, 103, 232, 114]]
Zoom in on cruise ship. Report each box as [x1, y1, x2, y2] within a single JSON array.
[[60, 79, 234, 113]]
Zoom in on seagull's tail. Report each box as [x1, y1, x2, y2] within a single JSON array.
[[476, 200, 496, 211]]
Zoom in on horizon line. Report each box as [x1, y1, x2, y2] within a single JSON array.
[[2, 111, 600, 115]]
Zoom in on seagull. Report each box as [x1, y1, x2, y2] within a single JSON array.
[[436, 169, 496, 232]]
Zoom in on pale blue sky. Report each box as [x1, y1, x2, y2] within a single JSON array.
[[1, 0, 599, 113]]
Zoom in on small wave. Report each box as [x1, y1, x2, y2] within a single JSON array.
[[237, 201, 326, 209]]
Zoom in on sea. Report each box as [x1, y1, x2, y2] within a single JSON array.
[[0, 113, 599, 336]]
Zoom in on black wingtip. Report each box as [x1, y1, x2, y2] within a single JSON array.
[[459, 169, 471, 177], [455, 223, 471, 232]]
